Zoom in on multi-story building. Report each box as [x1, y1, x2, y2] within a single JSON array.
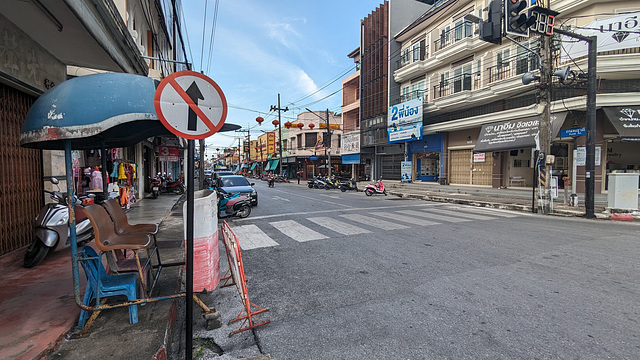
[[0, 1, 185, 256], [391, 0, 640, 193], [266, 111, 343, 179], [341, 48, 365, 180]]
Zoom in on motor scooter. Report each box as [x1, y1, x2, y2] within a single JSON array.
[[339, 178, 358, 192], [162, 174, 185, 194], [267, 176, 275, 188], [150, 174, 162, 198], [324, 176, 339, 190], [217, 189, 252, 218], [24, 177, 95, 268], [307, 177, 317, 188], [364, 178, 387, 196]]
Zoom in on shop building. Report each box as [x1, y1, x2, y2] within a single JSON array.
[[391, 0, 640, 192], [0, 1, 184, 256]]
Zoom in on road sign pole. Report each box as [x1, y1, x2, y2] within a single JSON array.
[[186, 139, 194, 360]]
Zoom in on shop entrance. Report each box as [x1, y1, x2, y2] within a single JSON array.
[[416, 152, 440, 182]]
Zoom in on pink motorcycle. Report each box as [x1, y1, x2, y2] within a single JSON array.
[[364, 178, 387, 196]]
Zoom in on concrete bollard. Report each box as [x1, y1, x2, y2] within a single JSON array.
[[184, 189, 220, 292]]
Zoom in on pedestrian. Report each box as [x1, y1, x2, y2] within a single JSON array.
[[562, 173, 570, 204], [296, 170, 302, 184]]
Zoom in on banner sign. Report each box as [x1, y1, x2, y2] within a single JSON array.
[[159, 146, 179, 162], [560, 127, 586, 138], [388, 98, 423, 143], [341, 131, 360, 155], [401, 161, 412, 182], [561, 11, 640, 62]]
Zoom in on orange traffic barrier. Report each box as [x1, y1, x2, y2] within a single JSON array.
[[220, 220, 270, 336]]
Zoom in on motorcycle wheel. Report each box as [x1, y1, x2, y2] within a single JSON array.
[[236, 204, 251, 218], [365, 189, 373, 196], [340, 187, 346, 192], [384, 190, 387, 196], [24, 238, 49, 268], [173, 185, 184, 195], [152, 191, 158, 199]]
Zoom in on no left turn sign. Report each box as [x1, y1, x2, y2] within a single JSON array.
[[154, 70, 227, 140]]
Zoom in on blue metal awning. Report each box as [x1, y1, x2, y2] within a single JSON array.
[[20, 72, 241, 150], [20, 73, 170, 150]]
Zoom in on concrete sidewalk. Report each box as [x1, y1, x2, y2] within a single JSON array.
[[0, 194, 182, 360], [382, 180, 637, 220]]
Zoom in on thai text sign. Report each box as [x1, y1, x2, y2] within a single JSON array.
[[159, 146, 179, 162], [388, 98, 423, 143], [561, 11, 640, 62]]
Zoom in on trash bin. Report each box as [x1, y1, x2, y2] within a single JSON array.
[[607, 173, 639, 210], [184, 189, 220, 292]]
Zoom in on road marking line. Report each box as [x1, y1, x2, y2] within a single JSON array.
[[341, 213, 409, 230], [397, 209, 472, 223], [370, 212, 441, 226], [308, 217, 371, 235], [426, 208, 496, 220], [231, 224, 279, 250], [444, 205, 522, 217], [271, 220, 328, 242]]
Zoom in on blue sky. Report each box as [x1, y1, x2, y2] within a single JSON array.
[[181, 0, 384, 152]]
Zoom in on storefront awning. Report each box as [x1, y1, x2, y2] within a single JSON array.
[[264, 160, 272, 171], [250, 163, 257, 170], [474, 112, 567, 153], [270, 160, 279, 171], [603, 106, 640, 140]]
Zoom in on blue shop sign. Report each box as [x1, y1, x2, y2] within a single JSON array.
[[560, 127, 586, 138]]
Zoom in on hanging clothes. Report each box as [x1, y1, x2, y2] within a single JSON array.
[[111, 161, 119, 178], [118, 163, 126, 180], [90, 167, 103, 190]]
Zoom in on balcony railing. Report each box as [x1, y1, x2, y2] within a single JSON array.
[[396, 44, 429, 70], [487, 56, 540, 84], [432, 73, 481, 99], [433, 21, 475, 52], [399, 90, 427, 103]]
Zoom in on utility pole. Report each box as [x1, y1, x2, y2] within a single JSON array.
[[270, 94, 288, 176], [538, 29, 552, 214], [305, 108, 333, 177], [199, 139, 205, 189], [326, 109, 332, 178]]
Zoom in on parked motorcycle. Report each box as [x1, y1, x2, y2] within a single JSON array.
[[24, 177, 95, 268], [313, 177, 327, 189], [150, 174, 162, 198], [364, 178, 387, 196], [307, 177, 317, 188], [217, 189, 252, 219], [324, 176, 339, 190], [162, 174, 184, 195], [150, 173, 184, 197], [339, 179, 358, 192]]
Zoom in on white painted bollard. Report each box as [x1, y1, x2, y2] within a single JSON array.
[[184, 189, 220, 292]]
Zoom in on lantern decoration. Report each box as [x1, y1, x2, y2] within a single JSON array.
[[272, 120, 280, 126], [216, 148, 220, 151], [256, 116, 264, 125], [284, 121, 292, 129], [297, 123, 304, 129], [308, 123, 315, 129]]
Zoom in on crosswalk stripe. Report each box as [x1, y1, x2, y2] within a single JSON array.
[[426, 208, 496, 220], [444, 205, 521, 217], [307, 217, 371, 235], [397, 209, 472, 223], [271, 220, 328, 242], [341, 213, 410, 230], [231, 224, 280, 250], [370, 212, 441, 226]]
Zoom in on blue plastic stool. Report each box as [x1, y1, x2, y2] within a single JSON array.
[[77, 246, 139, 329]]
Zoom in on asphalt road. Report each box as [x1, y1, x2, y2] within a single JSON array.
[[221, 179, 640, 359]]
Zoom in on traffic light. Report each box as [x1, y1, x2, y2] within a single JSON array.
[[480, 0, 503, 44], [504, 0, 534, 37]]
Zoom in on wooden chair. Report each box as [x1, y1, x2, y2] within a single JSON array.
[[101, 199, 162, 295], [83, 204, 153, 298]]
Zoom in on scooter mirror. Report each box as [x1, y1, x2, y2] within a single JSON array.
[[50, 177, 59, 185]]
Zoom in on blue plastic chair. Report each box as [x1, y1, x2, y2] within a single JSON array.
[[77, 246, 139, 329]]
